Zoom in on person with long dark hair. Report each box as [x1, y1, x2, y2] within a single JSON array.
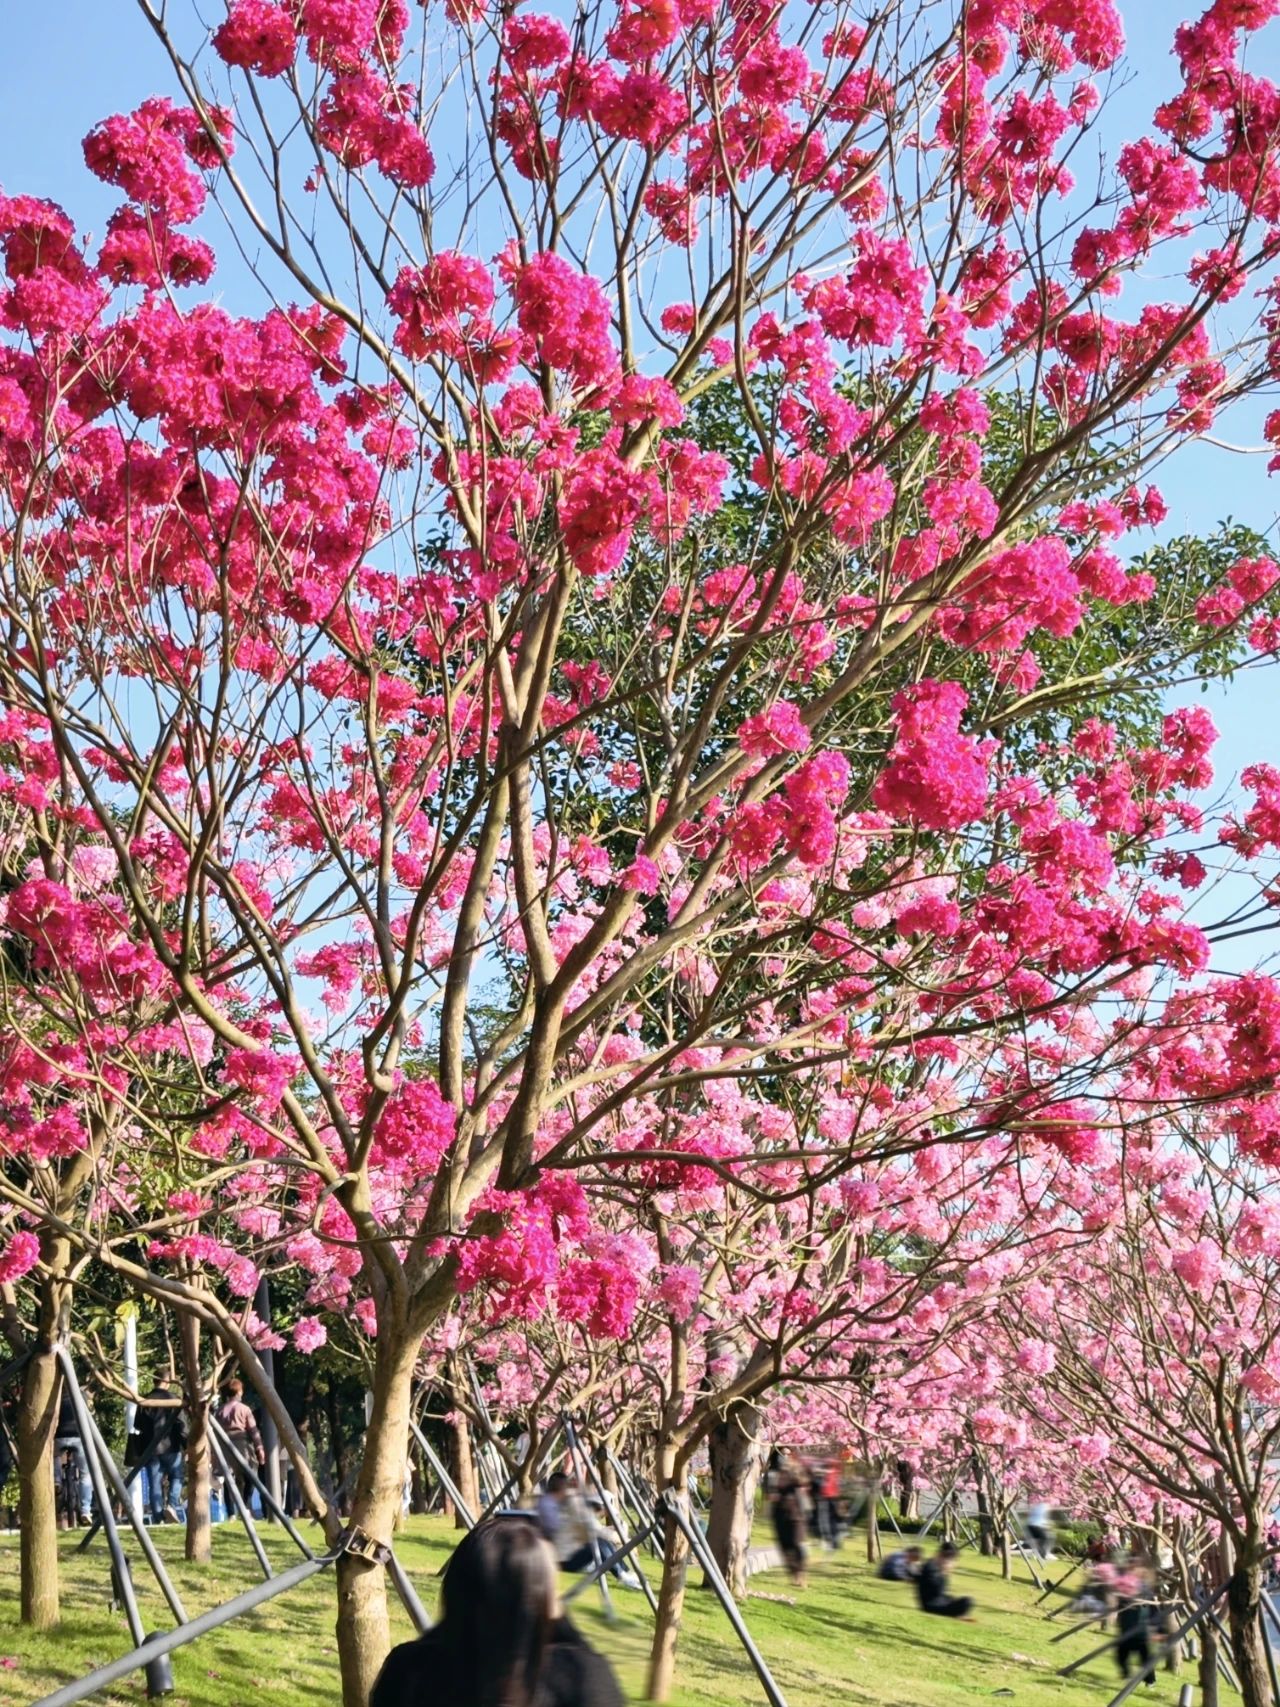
[[372, 1515, 624, 1707]]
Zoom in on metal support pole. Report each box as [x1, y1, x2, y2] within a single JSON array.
[[384, 1546, 432, 1634], [665, 1490, 789, 1707], [209, 1417, 314, 1558], [1007, 1525, 1046, 1588], [208, 1425, 273, 1580], [563, 1519, 659, 1608], [1038, 1557, 1084, 1607], [32, 1556, 334, 1707], [80, 1407, 188, 1625], [410, 1417, 475, 1528], [608, 1448, 664, 1559], [1051, 1605, 1116, 1644], [55, 1349, 146, 1648]]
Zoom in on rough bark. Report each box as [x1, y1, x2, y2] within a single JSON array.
[[647, 1474, 692, 1704], [1226, 1559, 1271, 1707], [180, 1312, 211, 1564], [334, 1330, 419, 1707], [448, 1398, 479, 1531], [1198, 1617, 1222, 1707], [18, 1242, 71, 1628], [704, 1401, 761, 1599]]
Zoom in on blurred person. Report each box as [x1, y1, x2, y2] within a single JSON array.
[[770, 1452, 810, 1589], [879, 1545, 923, 1582], [916, 1541, 974, 1619], [372, 1515, 623, 1707], [1026, 1496, 1055, 1560]]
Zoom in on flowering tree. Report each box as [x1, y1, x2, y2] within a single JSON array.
[[1008, 1108, 1280, 1707], [0, 0, 1280, 1698]]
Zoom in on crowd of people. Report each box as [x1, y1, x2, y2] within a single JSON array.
[[36, 1372, 268, 1530], [762, 1447, 851, 1587]]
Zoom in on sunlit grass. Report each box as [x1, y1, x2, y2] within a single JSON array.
[[0, 1518, 1204, 1706]]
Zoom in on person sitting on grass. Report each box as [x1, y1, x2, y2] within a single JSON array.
[[916, 1541, 974, 1619], [372, 1515, 623, 1707], [879, 1545, 923, 1582]]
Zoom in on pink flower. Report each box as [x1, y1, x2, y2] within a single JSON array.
[[292, 1316, 329, 1354], [1171, 1238, 1222, 1297], [622, 855, 661, 895], [0, 1230, 39, 1285], [213, 1, 298, 76], [873, 680, 991, 832], [738, 700, 811, 758]]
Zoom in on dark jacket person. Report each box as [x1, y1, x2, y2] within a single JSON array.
[[916, 1542, 974, 1618], [372, 1515, 624, 1707]]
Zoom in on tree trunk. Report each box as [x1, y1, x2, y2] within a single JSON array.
[[334, 1330, 418, 1707], [647, 1470, 692, 1704], [865, 1472, 881, 1563], [18, 1340, 60, 1628], [448, 1403, 479, 1531], [1226, 1560, 1271, 1707], [704, 1401, 761, 1599], [1198, 1616, 1221, 1707], [18, 1247, 71, 1628], [974, 1467, 995, 1556], [180, 1313, 211, 1564], [1000, 1525, 1012, 1580]]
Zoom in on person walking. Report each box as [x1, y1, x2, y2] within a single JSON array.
[[132, 1374, 187, 1523], [770, 1454, 810, 1588], [372, 1516, 624, 1707], [214, 1377, 265, 1505], [916, 1542, 974, 1619], [53, 1384, 93, 1527], [1026, 1497, 1055, 1560]]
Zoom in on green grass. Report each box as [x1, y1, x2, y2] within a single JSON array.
[[0, 1520, 1204, 1707]]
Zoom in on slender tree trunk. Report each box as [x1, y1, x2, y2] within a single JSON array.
[[448, 1402, 479, 1530], [1000, 1524, 1012, 1580], [1198, 1616, 1221, 1707], [334, 1330, 419, 1707], [647, 1460, 691, 1704], [180, 1313, 211, 1564], [18, 1246, 71, 1628], [18, 1341, 60, 1627], [865, 1472, 881, 1563], [974, 1464, 995, 1557], [705, 1401, 761, 1599], [1226, 1560, 1271, 1707]]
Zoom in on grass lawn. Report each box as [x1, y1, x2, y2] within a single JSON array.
[[0, 1519, 1205, 1707]]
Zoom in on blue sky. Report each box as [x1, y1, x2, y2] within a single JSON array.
[[1, 0, 1276, 967]]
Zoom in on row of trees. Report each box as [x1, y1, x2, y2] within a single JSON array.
[[2, 0, 1280, 1699]]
